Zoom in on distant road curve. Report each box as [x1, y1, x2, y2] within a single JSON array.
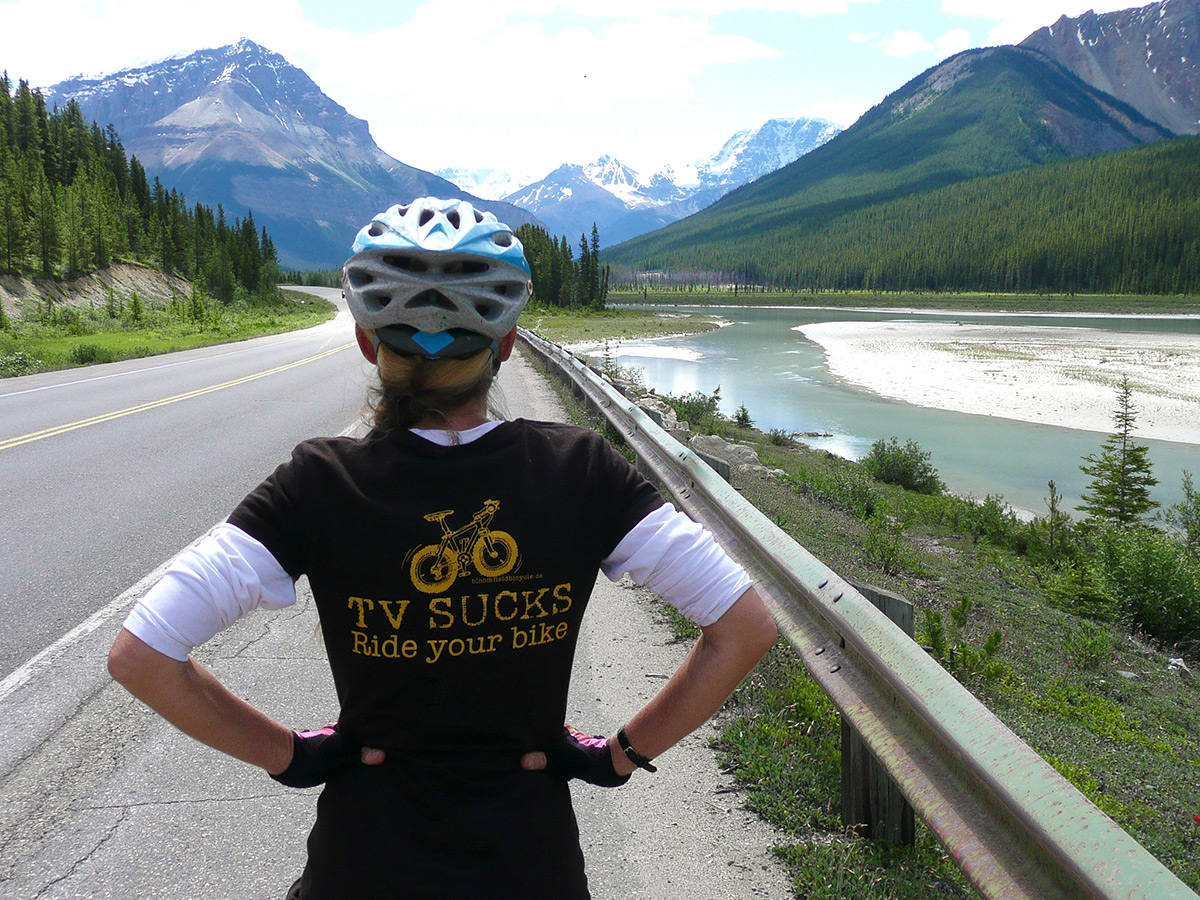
[[0, 287, 366, 679]]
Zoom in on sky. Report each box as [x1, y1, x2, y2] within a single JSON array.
[[0, 0, 1146, 181]]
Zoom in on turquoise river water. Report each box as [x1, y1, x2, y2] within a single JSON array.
[[597, 306, 1200, 518]]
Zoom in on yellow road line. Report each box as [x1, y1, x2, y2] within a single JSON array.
[[0, 344, 352, 453]]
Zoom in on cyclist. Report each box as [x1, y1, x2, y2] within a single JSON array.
[[108, 197, 777, 899]]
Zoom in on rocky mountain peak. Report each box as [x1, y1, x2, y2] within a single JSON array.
[[43, 41, 536, 269], [1021, 0, 1200, 134]]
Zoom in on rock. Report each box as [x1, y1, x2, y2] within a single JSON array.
[[1116, 670, 1138, 679], [635, 397, 691, 442], [1168, 658, 1192, 678], [690, 434, 761, 468]]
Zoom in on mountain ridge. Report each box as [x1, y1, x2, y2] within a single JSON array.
[[437, 116, 841, 246], [606, 44, 1174, 273], [1021, 0, 1200, 136], [43, 40, 539, 269]]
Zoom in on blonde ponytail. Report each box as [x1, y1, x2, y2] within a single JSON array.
[[367, 336, 496, 435]]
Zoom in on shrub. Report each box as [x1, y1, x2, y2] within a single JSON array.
[[790, 467, 878, 518], [1091, 525, 1200, 648], [768, 428, 793, 446], [1063, 621, 1112, 671], [861, 437, 944, 495], [0, 350, 41, 377], [68, 343, 116, 365], [666, 385, 723, 434]]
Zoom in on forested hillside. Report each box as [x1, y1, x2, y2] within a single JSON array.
[[0, 73, 280, 300], [607, 46, 1179, 293], [613, 135, 1200, 295]]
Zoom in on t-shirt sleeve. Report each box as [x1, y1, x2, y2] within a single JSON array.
[[601, 503, 752, 626], [227, 444, 311, 578], [122, 523, 296, 661], [589, 432, 666, 560]]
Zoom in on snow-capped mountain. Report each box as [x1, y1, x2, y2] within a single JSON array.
[[1021, 0, 1200, 136], [696, 117, 844, 189], [443, 117, 841, 246], [434, 167, 538, 201], [44, 40, 538, 269], [502, 164, 631, 242]]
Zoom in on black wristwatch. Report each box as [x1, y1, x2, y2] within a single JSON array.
[[617, 726, 658, 773]]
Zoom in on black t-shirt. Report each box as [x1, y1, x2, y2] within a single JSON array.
[[229, 419, 664, 899]]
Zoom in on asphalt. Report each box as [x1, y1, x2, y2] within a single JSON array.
[[0, 344, 791, 899]]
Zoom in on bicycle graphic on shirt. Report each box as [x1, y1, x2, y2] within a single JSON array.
[[408, 499, 519, 594]]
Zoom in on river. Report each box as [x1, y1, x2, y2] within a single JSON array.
[[590, 306, 1200, 518]]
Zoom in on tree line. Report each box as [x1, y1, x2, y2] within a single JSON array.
[[607, 136, 1200, 296], [515, 222, 609, 308], [0, 72, 280, 301]]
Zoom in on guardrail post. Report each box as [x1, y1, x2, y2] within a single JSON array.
[[841, 579, 916, 846]]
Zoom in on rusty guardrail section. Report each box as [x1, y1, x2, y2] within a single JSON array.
[[517, 328, 1198, 900]]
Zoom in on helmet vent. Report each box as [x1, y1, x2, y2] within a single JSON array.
[[364, 291, 393, 310], [473, 209, 484, 223], [475, 301, 499, 319], [446, 210, 461, 229], [348, 269, 375, 289], [494, 284, 509, 296], [406, 290, 456, 312], [418, 209, 434, 227], [491, 232, 513, 248], [367, 221, 386, 237], [383, 254, 428, 273], [442, 260, 489, 275]]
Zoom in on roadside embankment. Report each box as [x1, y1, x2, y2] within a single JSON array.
[[0, 262, 192, 316]]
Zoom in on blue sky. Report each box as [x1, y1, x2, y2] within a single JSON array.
[[1, 0, 1141, 180]]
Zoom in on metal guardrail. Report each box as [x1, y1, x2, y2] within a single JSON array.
[[517, 328, 1199, 900]]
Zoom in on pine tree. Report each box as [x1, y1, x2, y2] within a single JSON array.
[[1078, 376, 1160, 526]]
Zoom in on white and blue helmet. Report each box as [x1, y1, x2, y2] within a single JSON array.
[[343, 197, 532, 359]]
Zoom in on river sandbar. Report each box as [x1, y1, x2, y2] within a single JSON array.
[[797, 321, 1200, 446]]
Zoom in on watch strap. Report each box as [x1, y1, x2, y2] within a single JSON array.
[[617, 726, 658, 773]]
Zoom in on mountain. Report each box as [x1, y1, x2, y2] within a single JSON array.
[[434, 167, 538, 201], [449, 117, 839, 246], [43, 40, 539, 269], [606, 45, 1173, 276], [1021, 0, 1200, 136], [503, 164, 632, 243], [695, 117, 843, 191]]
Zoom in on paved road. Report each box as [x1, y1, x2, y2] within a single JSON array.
[[0, 323, 790, 899], [0, 287, 365, 678]]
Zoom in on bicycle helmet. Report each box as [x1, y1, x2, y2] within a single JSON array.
[[343, 198, 532, 359]]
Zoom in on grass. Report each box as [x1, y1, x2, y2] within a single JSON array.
[[0, 289, 335, 376], [518, 303, 723, 345], [726, 432, 1200, 896], [605, 288, 1200, 316], [521, 305, 1200, 897]]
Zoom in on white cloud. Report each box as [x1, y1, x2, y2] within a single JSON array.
[[794, 95, 870, 129], [848, 31, 879, 43], [0, 0, 885, 174], [879, 29, 934, 58], [935, 27, 973, 57]]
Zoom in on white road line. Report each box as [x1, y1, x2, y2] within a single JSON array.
[[0, 420, 363, 705]]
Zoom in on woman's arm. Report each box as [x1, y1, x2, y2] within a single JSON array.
[[108, 627, 295, 774], [605, 586, 777, 776], [523, 585, 776, 778]]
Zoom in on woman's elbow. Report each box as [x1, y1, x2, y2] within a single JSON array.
[[108, 628, 172, 690], [710, 587, 777, 661], [747, 602, 778, 660]]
